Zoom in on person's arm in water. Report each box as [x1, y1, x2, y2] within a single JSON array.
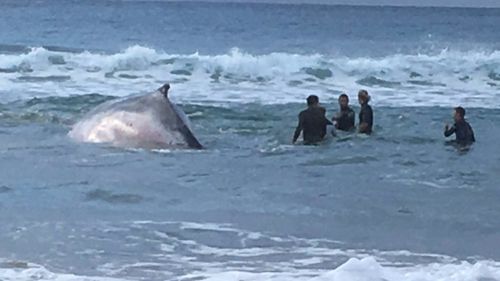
[[332, 111, 343, 121], [347, 109, 355, 130], [444, 124, 455, 137], [359, 106, 373, 133], [333, 110, 354, 130], [320, 107, 332, 126], [359, 123, 368, 133], [332, 112, 341, 129], [293, 112, 304, 143], [333, 111, 345, 121], [469, 124, 476, 142]]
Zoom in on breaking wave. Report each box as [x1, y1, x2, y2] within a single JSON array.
[[2, 247, 500, 281], [0, 45, 499, 107]]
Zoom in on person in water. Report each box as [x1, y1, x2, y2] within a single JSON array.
[[293, 95, 332, 145], [444, 106, 475, 145], [332, 93, 355, 131], [358, 90, 373, 134]]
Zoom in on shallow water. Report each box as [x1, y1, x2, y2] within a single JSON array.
[[1, 1, 500, 280], [1, 99, 500, 280]]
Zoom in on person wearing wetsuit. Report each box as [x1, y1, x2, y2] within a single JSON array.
[[358, 90, 373, 134], [332, 93, 355, 131], [444, 106, 475, 145], [293, 95, 333, 145]]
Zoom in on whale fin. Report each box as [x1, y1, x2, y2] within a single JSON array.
[[159, 83, 170, 98]]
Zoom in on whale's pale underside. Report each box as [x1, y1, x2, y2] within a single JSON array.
[[69, 84, 203, 149]]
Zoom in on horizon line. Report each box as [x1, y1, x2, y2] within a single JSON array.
[[121, 0, 500, 9]]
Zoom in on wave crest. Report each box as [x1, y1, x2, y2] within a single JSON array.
[[0, 45, 499, 107]]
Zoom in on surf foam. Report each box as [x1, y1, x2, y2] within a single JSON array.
[[1, 46, 499, 107]]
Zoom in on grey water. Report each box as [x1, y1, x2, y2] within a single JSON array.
[[1, 1, 500, 280]]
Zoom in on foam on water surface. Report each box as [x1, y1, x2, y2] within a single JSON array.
[[1, 221, 500, 281], [0, 46, 499, 107], [1, 3, 500, 281]]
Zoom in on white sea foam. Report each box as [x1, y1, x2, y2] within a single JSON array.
[[0, 263, 128, 281], [3, 257, 499, 281], [1, 46, 499, 107], [3, 220, 500, 281], [310, 257, 500, 281], [180, 257, 500, 281]]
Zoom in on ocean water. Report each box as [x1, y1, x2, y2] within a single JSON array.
[[1, 1, 500, 280]]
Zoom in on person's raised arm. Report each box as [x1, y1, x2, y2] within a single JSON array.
[[444, 124, 455, 137]]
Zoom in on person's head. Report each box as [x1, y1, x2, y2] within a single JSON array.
[[454, 106, 466, 122], [307, 95, 319, 107], [358, 90, 370, 105], [338, 94, 349, 109]]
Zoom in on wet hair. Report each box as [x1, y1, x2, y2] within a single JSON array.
[[307, 95, 319, 106], [455, 106, 466, 118], [338, 93, 349, 102], [358, 89, 370, 102]]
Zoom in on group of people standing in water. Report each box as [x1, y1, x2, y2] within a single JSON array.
[[292, 90, 475, 146]]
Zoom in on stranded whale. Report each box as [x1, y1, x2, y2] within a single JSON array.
[[69, 84, 203, 149]]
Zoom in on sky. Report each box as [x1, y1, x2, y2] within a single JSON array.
[[186, 0, 500, 8]]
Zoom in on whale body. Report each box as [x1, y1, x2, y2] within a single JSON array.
[[69, 84, 203, 149]]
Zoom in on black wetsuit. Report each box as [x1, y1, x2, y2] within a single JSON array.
[[359, 104, 373, 134], [444, 120, 475, 145], [334, 107, 355, 131], [293, 106, 332, 144]]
